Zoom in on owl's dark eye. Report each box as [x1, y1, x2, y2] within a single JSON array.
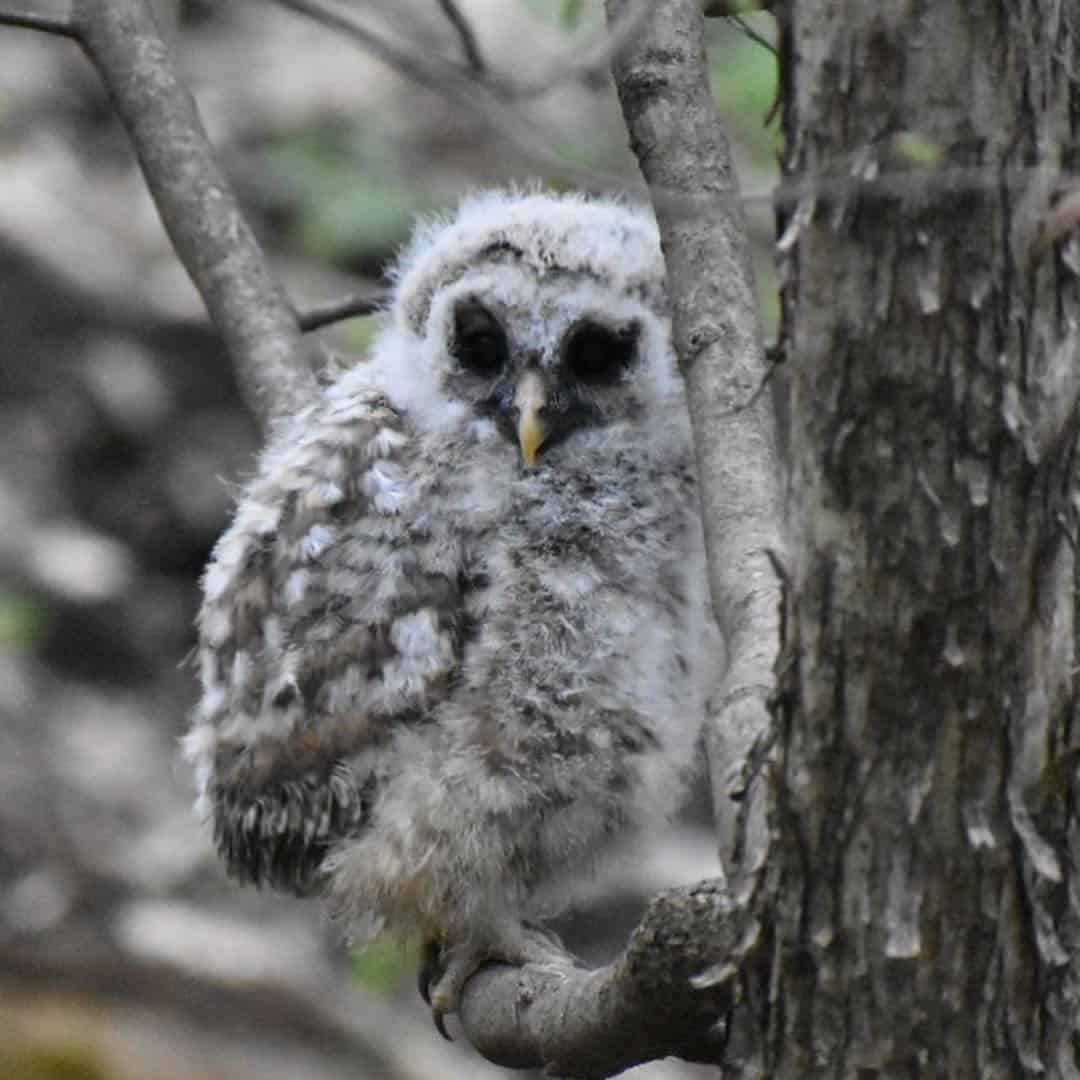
[[563, 322, 637, 385], [452, 301, 508, 377]]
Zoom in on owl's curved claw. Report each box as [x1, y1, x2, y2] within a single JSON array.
[[418, 924, 578, 1040], [418, 938, 455, 1039], [432, 1005, 452, 1042], [418, 938, 441, 1007]]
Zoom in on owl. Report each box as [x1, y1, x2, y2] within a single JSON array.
[[184, 189, 709, 1032]]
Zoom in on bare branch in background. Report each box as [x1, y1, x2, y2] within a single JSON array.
[[70, 0, 323, 430], [607, 0, 783, 898], [271, 0, 655, 103], [296, 289, 387, 331], [0, 6, 78, 35], [434, 0, 486, 73], [266, 0, 671, 209], [728, 14, 777, 55], [703, 0, 776, 15], [459, 880, 742, 1077], [275, 0, 471, 97]]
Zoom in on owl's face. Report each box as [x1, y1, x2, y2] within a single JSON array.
[[359, 190, 686, 469], [429, 265, 681, 468]]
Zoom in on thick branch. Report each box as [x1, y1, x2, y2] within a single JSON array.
[[459, 880, 744, 1078], [606, 0, 783, 874], [71, 0, 321, 429]]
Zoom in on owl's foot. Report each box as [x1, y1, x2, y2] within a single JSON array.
[[418, 922, 575, 1039]]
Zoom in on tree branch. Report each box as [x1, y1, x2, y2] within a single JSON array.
[[70, 0, 322, 430], [0, 7, 78, 35], [434, 0, 486, 74], [274, 0, 472, 98], [296, 289, 386, 332], [272, 0, 654, 105], [703, 0, 775, 15], [606, 0, 783, 881], [459, 880, 745, 1078]]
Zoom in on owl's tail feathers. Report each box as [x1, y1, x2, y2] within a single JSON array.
[[208, 760, 371, 896]]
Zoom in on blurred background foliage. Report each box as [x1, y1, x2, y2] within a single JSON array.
[[0, 1, 774, 1076]]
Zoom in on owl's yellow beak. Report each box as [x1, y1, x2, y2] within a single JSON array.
[[514, 370, 548, 467]]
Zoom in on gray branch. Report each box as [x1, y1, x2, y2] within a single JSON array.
[[703, 0, 776, 14], [71, 0, 322, 430], [434, 0, 486, 74], [606, 0, 783, 879], [459, 880, 745, 1078], [0, 7, 78, 35], [296, 289, 387, 331]]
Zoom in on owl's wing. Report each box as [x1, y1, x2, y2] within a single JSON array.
[[187, 384, 467, 896]]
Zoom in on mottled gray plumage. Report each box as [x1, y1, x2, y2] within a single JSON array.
[[186, 189, 709, 1022]]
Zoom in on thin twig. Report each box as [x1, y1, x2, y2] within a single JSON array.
[[434, 0, 485, 73], [730, 13, 777, 55], [266, 0, 662, 201], [274, 0, 473, 96], [0, 7, 79, 36], [296, 290, 386, 331], [703, 0, 775, 14], [270, 0, 654, 103]]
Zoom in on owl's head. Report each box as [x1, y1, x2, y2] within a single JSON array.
[[359, 189, 686, 467]]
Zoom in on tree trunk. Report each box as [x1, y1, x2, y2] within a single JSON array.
[[770, 2, 1080, 1075]]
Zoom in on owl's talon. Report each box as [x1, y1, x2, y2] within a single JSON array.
[[432, 1006, 453, 1041], [418, 937, 459, 1037], [419, 923, 577, 1037], [418, 937, 444, 1006]]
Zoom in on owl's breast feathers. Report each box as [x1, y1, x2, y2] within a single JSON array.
[[187, 191, 708, 954], [189, 386, 484, 895]]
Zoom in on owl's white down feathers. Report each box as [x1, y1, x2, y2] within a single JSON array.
[[185, 188, 710, 1013]]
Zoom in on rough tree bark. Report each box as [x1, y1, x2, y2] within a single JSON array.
[[770, 2, 1080, 1075]]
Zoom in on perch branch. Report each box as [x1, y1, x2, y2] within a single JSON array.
[[71, 0, 322, 430], [459, 880, 746, 1078], [606, 0, 783, 876], [0, 7, 78, 35]]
